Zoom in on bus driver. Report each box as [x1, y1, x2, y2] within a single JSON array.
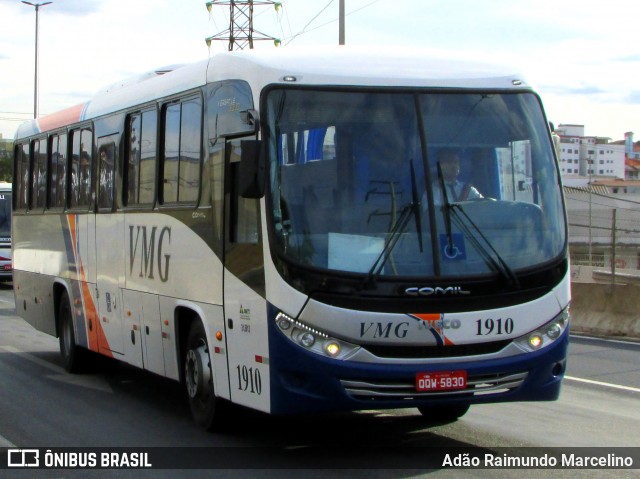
[[434, 148, 482, 203]]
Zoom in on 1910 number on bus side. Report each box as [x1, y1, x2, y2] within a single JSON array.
[[236, 365, 262, 395]]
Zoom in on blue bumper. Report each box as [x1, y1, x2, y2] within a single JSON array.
[[268, 307, 568, 415]]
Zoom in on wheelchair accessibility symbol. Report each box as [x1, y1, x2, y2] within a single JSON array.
[[439, 233, 466, 261]]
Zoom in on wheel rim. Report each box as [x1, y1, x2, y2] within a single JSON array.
[[185, 340, 212, 402]]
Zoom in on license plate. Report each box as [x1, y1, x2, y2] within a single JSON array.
[[416, 371, 467, 391]]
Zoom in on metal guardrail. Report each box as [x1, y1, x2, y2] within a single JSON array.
[[570, 252, 638, 270]]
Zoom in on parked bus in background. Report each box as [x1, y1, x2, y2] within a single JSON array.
[[0, 182, 12, 281], [12, 47, 570, 430]]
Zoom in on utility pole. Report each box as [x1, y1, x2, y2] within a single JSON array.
[[611, 209, 617, 286], [22, 1, 52, 119], [205, 1, 280, 51], [588, 157, 592, 265], [339, 0, 345, 45]]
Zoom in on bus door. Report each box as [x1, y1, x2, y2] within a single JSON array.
[[222, 138, 269, 412], [94, 136, 124, 354]]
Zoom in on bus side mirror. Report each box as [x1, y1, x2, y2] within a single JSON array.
[[239, 139, 265, 198]]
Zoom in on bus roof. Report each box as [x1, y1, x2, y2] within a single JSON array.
[[209, 46, 528, 90], [15, 46, 530, 140]]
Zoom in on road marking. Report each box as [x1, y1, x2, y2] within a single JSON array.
[[571, 334, 640, 347], [565, 375, 640, 393], [0, 433, 16, 447], [0, 345, 113, 393], [0, 345, 64, 374]]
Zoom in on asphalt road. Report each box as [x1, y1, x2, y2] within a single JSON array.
[[0, 283, 638, 478]]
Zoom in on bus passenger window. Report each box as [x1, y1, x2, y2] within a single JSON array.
[[32, 139, 47, 209], [98, 143, 115, 210], [126, 110, 158, 207], [69, 128, 93, 209], [14, 143, 30, 210], [49, 133, 67, 209], [161, 96, 202, 205]]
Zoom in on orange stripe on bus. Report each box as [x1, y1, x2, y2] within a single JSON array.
[[412, 313, 442, 321], [37, 103, 86, 133]]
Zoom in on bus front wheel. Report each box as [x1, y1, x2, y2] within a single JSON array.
[[184, 320, 226, 431]]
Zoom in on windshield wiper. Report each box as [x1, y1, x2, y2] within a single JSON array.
[[435, 161, 518, 288], [362, 161, 423, 288], [362, 202, 414, 288], [410, 159, 424, 254], [436, 161, 455, 255], [449, 203, 520, 288]]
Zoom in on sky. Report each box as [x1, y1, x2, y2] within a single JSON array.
[[0, 0, 638, 141]]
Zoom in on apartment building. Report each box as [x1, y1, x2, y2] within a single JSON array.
[[555, 124, 625, 181]]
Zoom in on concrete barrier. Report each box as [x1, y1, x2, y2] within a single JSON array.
[[570, 282, 640, 340]]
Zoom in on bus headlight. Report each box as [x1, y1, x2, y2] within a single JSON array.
[[298, 332, 316, 348], [514, 308, 570, 353], [275, 312, 360, 360], [528, 334, 543, 350], [324, 341, 341, 357]]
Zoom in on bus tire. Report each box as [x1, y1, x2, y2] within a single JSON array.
[[184, 320, 226, 431], [58, 290, 84, 373], [417, 403, 470, 423]]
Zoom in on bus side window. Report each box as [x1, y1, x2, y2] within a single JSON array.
[[125, 109, 157, 207], [161, 96, 202, 205], [98, 142, 116, 210], [14, 143, 30, 210], [70, 128, 93, 209], [33, 138, 47, 209], [48, 133, 68, 209]]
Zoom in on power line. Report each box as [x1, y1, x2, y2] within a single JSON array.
[[284, 0, 335, 46], [283, 0, 381, 45]]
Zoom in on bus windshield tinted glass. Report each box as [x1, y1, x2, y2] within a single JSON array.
[[265, 89, 565, 278]]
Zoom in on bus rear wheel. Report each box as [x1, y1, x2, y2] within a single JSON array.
[[417, 403, 470, 423], [184, 320, 227, 431], [58, 290, 84, 373]]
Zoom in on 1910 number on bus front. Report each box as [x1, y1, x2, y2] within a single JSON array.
[[475, 318, 514, 336]]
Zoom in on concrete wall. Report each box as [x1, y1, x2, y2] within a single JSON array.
[[570, 282, 640, 339]]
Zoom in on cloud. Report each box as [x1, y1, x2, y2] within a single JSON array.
[[42, 0, 103, 17], [540, 84, 607, 97], [626, 91, 640, 104], [615, 54, 640, 63]]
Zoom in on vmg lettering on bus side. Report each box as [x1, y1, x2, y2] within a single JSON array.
[[129, 225, 171, 282]]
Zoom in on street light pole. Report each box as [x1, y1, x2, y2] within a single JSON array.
[[22, 1, 52, 119], [588, 157, 592, 265], [339, 0, 345, 45]]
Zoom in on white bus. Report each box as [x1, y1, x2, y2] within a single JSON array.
[[13, 47, 570, 430], [0, 182, 11, 281]]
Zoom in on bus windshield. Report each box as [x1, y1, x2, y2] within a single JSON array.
[[265, 88, 565, 278]]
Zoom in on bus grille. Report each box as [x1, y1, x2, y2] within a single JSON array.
[[361, 339, 511, 358], [340, 371, 528, 401]]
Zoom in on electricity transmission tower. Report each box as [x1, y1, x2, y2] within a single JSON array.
[[205, 1, 281, 51]]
